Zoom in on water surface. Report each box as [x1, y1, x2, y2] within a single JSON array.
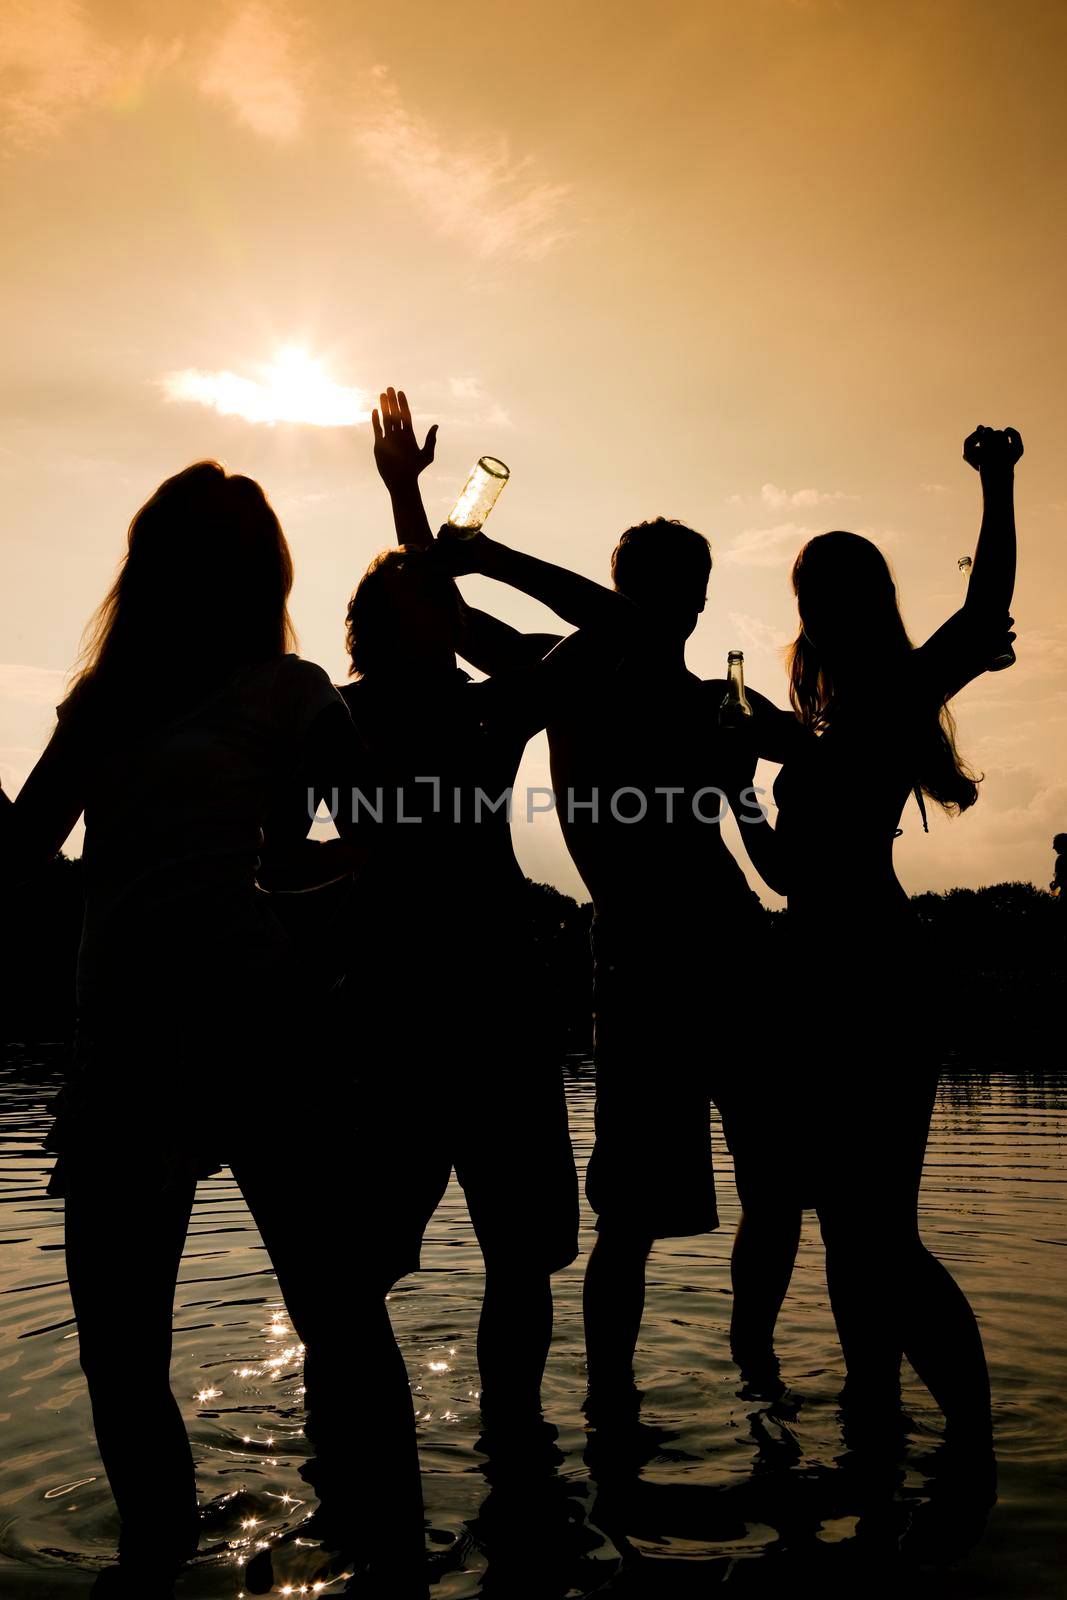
[[1, 1051, 1064, 1597]]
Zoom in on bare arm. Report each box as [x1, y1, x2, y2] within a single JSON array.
[[370, 387, 579, 670], [962, 425, 1020, 623], [916, 426, 1023, 702], [731, 805, 790, 897], [436, 529, 634, 635], [371, 387, 438, 551], [713, 724, 792, 896], [455, 605, 563, 677], [705, 680, 808, 765], [0, 724, 84, 891], [257, 701, 375, 893]]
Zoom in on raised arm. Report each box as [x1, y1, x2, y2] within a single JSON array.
[[434, 527, 632, 635], [915, 426, 1023, 702], [371, 387, 438, 551], [432, 529, 639, 734], [370, 387, 561, 675], [961, 425, 1021, 624], [455, 605, 563, 676]]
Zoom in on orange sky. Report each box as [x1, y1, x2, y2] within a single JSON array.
[[2, 0, 1065, 903]]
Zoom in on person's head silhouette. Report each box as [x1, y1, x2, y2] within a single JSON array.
[[71, 461, 296, 718], [790, 530, 900, 667], [345, 547, 462, 678], [610, 518, 711, 641], [1054, 833, 1067, 856], [788, 529, 977, 813]]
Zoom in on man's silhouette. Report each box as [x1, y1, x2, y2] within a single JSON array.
[[443, 509, 800, 1397]]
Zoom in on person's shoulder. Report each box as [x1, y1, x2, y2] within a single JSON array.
[[274, 654, 345, 724], [277, 653, 334, 686], [55, 679, 86, 725]]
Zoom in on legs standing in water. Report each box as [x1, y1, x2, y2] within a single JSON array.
[[478, 1257, 555, 1420], [65, 1177, 200, 1592], [728, 1197, 802, 1383], [583, 1228, 653, 1398], [815, 1068, 992, 1447], [233, 1152, 427, 1590]]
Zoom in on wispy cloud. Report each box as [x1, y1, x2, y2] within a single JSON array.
[[0, 665, 68, 790], [729, 483, 857, 510], [760, 482, 857, 509], [160, 348, 372, 427], [0, 663, 67, 706], [727, 612, 793, 655], [1, 0, 120, 150], [720, 521, 815, 568], [1, 1, 298, 153], [353, 65, 571, 262], [449, 376, 484, 401], [198, 2, 304, 142]]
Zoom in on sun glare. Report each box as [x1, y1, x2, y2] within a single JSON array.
[[162, 347, 372, 427]]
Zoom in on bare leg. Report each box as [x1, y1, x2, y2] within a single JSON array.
[[820, 1214, 907, 1417], [818, 1069, 990, 1441], [729, 1203, 802, 1374], [233, 1154, 426, 1588], [583, 1228, 653, 1395], [65, 1178, 199, 1578], [478, 1262, 554, 1421], [902, 1246, 992, 1446]]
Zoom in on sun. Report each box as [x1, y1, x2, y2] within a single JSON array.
[[162, 346, 372, 427]]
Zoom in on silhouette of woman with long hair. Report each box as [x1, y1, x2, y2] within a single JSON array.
[[0, 463, 384, 1598], [726, 426, 1022, 1468]]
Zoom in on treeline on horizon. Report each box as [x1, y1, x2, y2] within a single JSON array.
[[1, 858, 1063, 1066]]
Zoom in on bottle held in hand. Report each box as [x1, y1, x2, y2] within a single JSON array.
[[719, 650, 754, 730], [448, 456, 510, 539], [958, 555, 1016, 670]]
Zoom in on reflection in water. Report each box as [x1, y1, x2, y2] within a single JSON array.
[[0, 1050, 1064, 1597]]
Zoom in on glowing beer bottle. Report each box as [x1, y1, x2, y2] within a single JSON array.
[[719, 650, 754, 730], [447, 456, 510, 538], [958, 556, 1016, 670]]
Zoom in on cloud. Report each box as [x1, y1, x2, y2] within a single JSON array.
[[0, 665, 67, 792], [920, 482, 951, 495], [0, 0, 120, 150], [353, 66, 571, 262], [449, 376, 484, 401], [0, 662, 68, 706], [721, 518, 900, 569], [160, 348, 372, 427], [727, 612, 793, 656], [198, 2, 304, 142], [0, 1, 298, 153], [720, 521, 815, 568], [759, 483, 858, 510]]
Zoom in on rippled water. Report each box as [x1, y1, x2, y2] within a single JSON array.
[[1, 1050, 1064, 1598]]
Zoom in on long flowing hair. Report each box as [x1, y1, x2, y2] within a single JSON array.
[[67, 461, 296, 732], [787, 531, 978, 813]]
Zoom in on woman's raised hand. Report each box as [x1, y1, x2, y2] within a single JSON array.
[[372, 387, 439, 493], [963, 425, 1024, 478]]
